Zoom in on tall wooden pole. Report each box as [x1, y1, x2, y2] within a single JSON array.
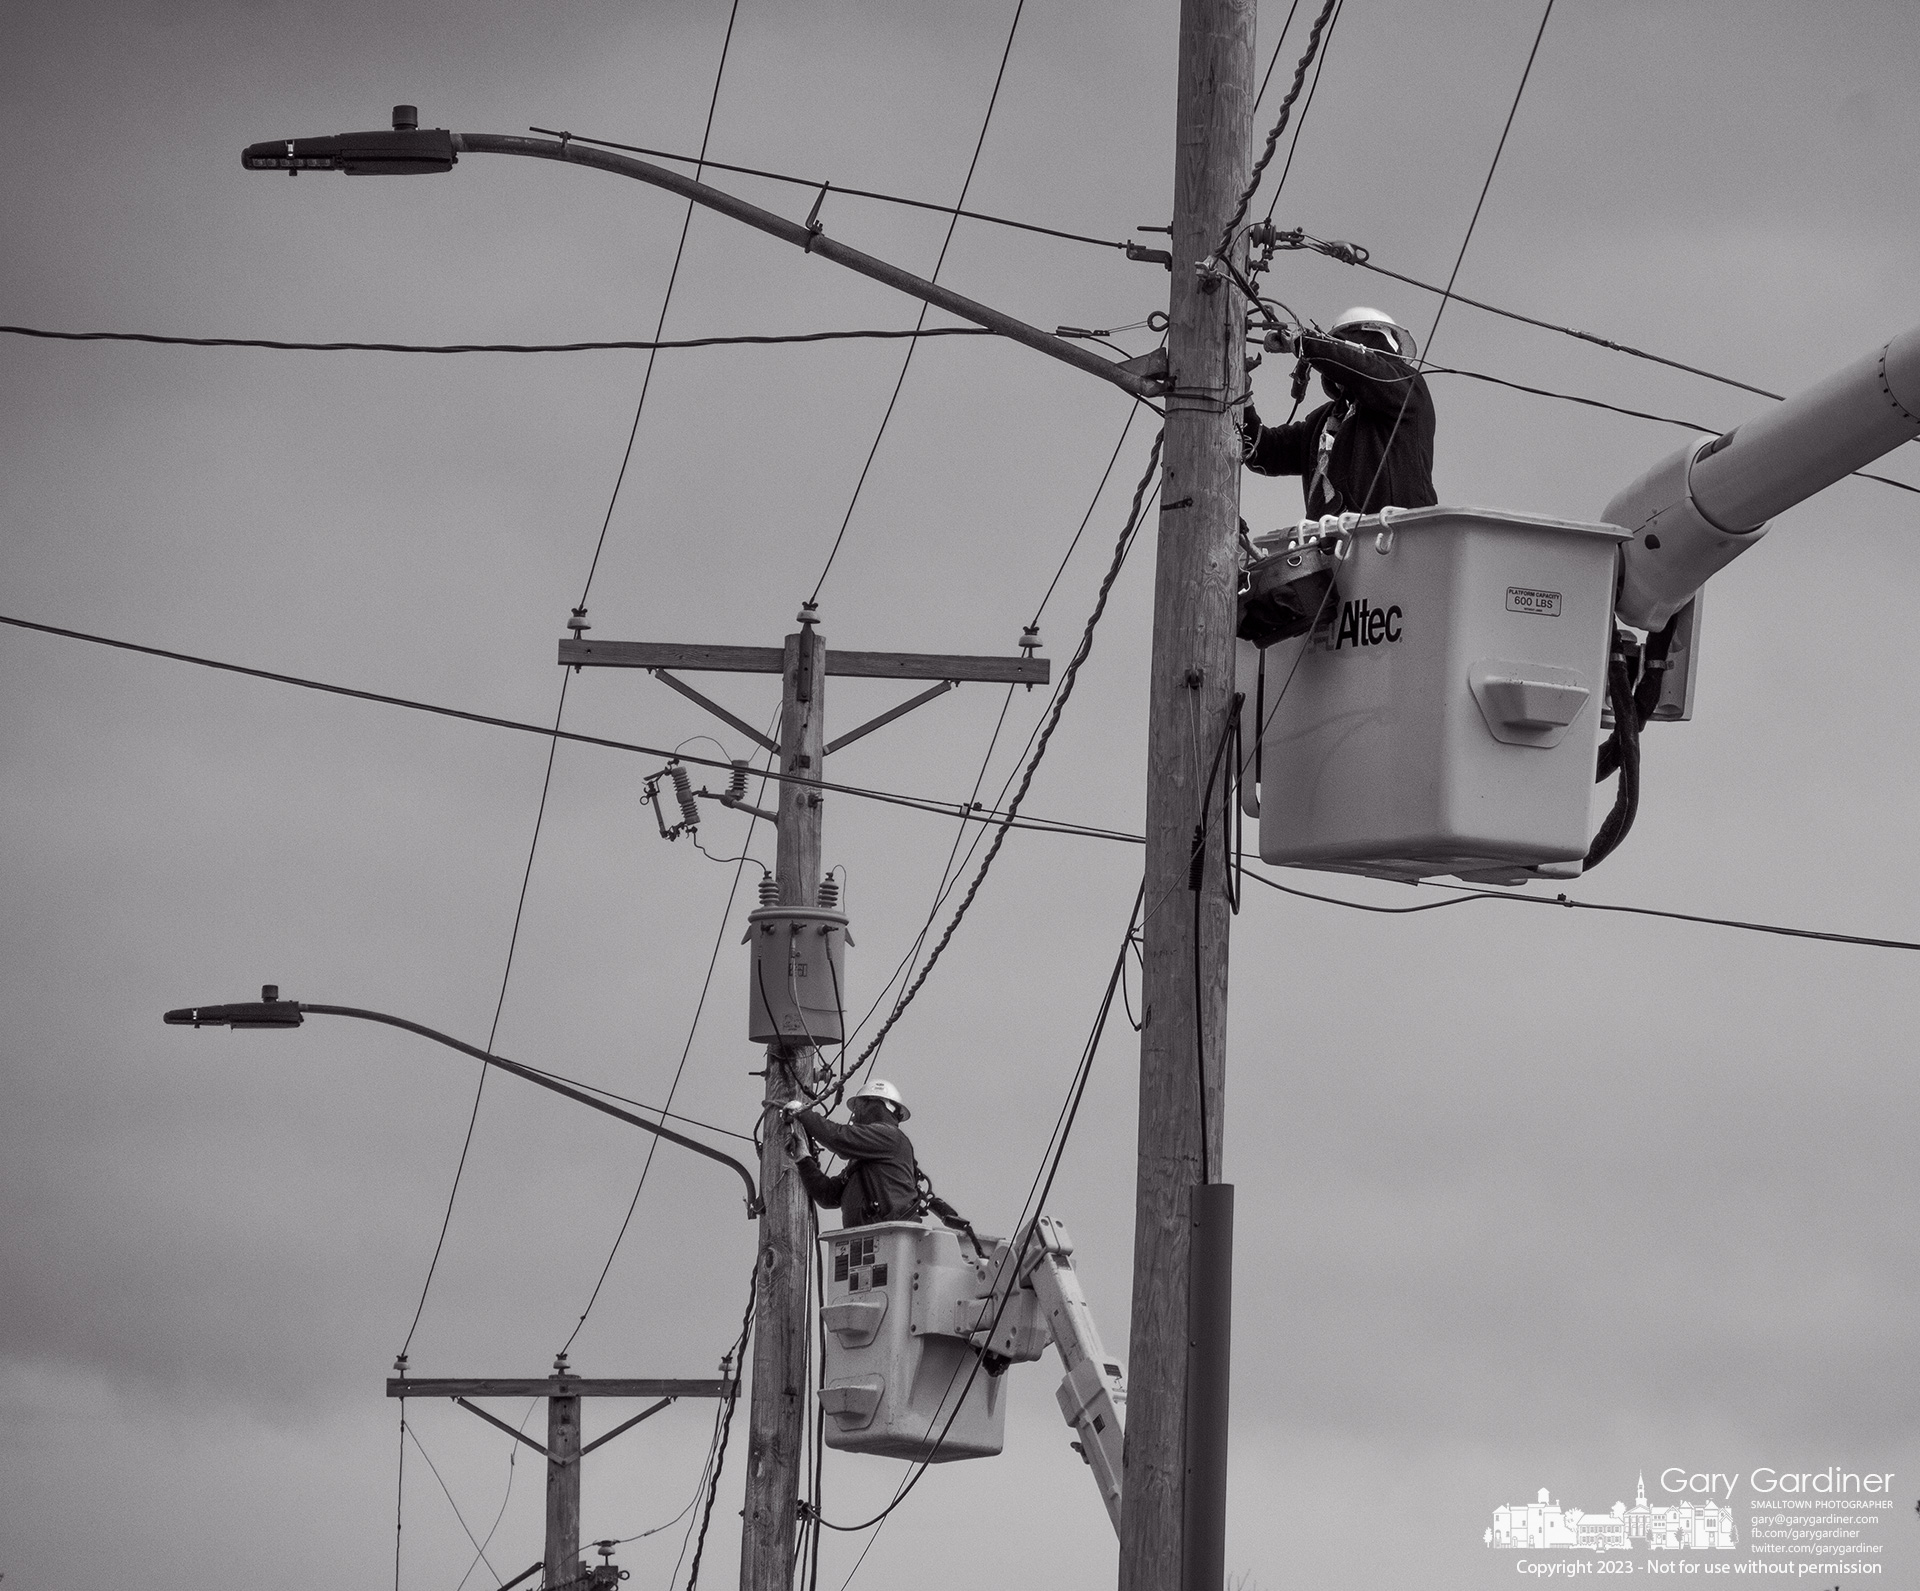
[[739, 616, 827, 1591], [546, 1355, 583, 1590], [1119, 4, 1254, 1590]]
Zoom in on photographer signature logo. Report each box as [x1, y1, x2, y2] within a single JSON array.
[[1486, 1474, 1738, 1552]]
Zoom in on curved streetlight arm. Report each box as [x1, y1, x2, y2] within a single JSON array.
[[450, 132, 1160, 401], [165, 994, 760, 1215]]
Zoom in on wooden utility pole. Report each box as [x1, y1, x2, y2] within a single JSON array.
[[739, 616, 827, 1591], [559, 618, 1047, 1591], [1119, 3, 1255, 1590], [387, 1363, 733, 1591]]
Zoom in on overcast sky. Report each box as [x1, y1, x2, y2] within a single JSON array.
[[4, 2, 1917, 1588]]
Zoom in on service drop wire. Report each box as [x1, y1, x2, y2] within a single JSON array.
[[816, 882, 1143, 1544]]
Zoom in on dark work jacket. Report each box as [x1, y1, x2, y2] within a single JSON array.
[[794, 1112, 920, 1229], [1244, 333, 1437, 518]]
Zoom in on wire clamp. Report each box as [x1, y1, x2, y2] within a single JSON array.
[[803, 181, 830, 252]]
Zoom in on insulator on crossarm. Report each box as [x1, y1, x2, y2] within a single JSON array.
[[758, 873, 781, 908], [727, 760, 748, 803], [669, 763, 699, 832], [817, 875, 839, 910]]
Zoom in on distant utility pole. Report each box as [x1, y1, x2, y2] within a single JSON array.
[[560, 612, 1047, 1591], [388, 1357, 734, 1590], [1120, 2, 1255, 1590]]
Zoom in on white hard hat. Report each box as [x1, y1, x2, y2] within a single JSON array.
[[1330, 306, 1417, 359], [850, 1078, 909, 1121]]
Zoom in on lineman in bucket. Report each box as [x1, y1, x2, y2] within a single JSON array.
[[1240, 306, 1438, 516], [781, 1079, 922, 1229]]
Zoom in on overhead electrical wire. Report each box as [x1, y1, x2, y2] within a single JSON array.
[[808, 0, 1032, 603], [0, 323, 1001, 355], [0, 611, 1139, 844], [406, 1423, 507, 1587], [844, 431, 1164, 1072], [1349, 0, 1558, 519], [830, 397, 1151, 1079], [526, 127, 1127, 253], [395, 0, 747, 1372], [1260, 0, 1343, 221], [395, 668, 570, 1362], [820, 883, 1142, 1569], [559, 704, 778, 1355], [16, 609, 1919, 953], [1216, 0, 1343, 253]]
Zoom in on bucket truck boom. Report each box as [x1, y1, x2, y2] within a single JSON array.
[[1608, 324, 1920, 630]]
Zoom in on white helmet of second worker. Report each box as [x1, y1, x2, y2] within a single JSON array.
[[1330, 306, 1418, 360], [849, 1078, 910, 1121]]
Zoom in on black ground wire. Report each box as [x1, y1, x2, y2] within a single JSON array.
[[524, 128, 1126, 255], [842, 432, 1164, 1074], [808, 0, 1032, 604], [813, 883, 1142, 1557]]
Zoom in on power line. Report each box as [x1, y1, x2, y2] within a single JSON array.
[[559, 706, 778, 1354], [397, 670, 570, 1361], [580, 0, 743, 606], [0, 610, 1138, 842], [1217, 0, 1342, 252], [1236, 865, 1920, 952], [846, 431, 1163, 1071], [1278, 233, 1787, 401], [1353, 0, 1557, 515], [1261, 0, 1343, 221], [808, 0, 1032, 603], [406, 1423, 507, 1587], [0, 323, 999, 355], [17, 609, 1916, 955], [525, 127, 1127, 254], [1422, 366, 1920, 495], [823, 883, 1142, 1564]]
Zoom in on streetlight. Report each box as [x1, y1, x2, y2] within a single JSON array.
[[239, 106, 1163, 400], [164, 985, 761, 1214]]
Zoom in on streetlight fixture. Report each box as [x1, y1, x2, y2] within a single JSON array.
[[164, 985, 761, 1214], [239, 106, 1164, 399]]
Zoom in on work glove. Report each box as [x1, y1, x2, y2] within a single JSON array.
[[1238, 403, 1262, 464], [777, 1098, 808, 1117], [1262, 323, 1299, 355]]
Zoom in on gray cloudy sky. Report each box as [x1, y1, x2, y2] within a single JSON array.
[[3, 2, 1917, 1588]]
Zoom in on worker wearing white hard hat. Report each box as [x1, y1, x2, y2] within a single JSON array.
[[781, 1079, 921, 1229], [1240, 305, 1437, 519]]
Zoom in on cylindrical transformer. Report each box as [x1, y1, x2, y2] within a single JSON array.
[[744, 905, 852, 1047]]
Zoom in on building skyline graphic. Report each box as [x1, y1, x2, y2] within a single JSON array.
[[1486, 1473, 1740, 1552]]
